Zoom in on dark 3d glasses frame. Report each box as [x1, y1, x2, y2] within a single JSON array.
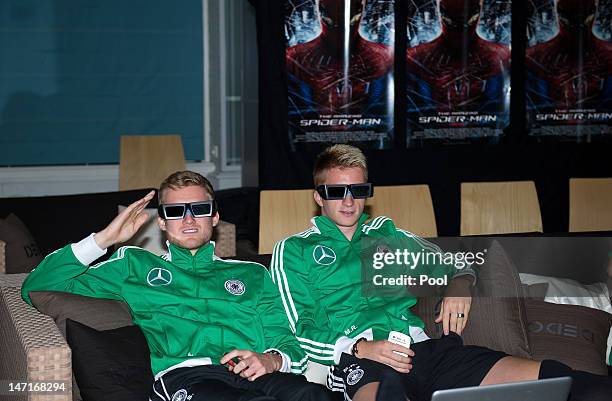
[[316, 183, 374, 200], [157, 200, 217, 220]]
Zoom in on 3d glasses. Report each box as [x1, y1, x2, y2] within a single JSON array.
[[316, 183, 374, 200], [157, 201, 216, 220]]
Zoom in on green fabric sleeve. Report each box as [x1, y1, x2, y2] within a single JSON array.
[[22, 244, 129, 305], [258, 269, 308, 373]]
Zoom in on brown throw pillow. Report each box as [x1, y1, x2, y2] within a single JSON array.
[[413, 240, 532, 359], [522, 283, 550, 301], [0, 214, 43, 273], [525, 299, 611, 375], [29, 291, 133, 337]]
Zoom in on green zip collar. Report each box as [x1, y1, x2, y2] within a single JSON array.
[[166, 241, 216, 271], [312, 213, 370, 242]]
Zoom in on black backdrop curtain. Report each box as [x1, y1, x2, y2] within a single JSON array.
[[251, 0, 612, 236]]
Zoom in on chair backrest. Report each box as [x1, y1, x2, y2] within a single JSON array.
[[119, 135, 186, 191], [258, 185, 437, 254], [259, 189, 318, 254], [366, 185, 437, 237], [569, 178, 612, 232], [460, 181, 543, 236]]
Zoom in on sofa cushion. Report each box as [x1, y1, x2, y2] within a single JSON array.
[[519, 273, 612, 312], [519, 273, 612, 365], [29, 291, 133, 337], [116, 206, 166, 256], [525, 299, 611, 375], [0, 213, 43, 273], [522, 283, 549, 301], [413, 240, 532, 359], [29, 291, 135, 401], [66, 319, 153, 401]]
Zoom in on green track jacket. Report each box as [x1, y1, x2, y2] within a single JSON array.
[[22, 236, 307, 377], [270, 215, 476, 368]]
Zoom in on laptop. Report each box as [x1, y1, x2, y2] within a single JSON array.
[[431, 377, 572, 401]]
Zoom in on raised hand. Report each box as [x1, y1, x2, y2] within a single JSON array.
[[94, 190, 155, 249]]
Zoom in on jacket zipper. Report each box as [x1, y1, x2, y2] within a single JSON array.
[[193, 255, 200, 298]]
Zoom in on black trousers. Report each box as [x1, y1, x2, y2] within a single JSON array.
[[335, 333, 507, 401], [150, 365, 335, 401]]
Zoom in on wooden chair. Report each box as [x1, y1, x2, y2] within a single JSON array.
[[569, 178, 612, 232], [366, 185, 437, 238], [119, 135, 186, 191], [259, 190, 318, 254], [258, 185, 437, 254], [460, 181, 543, 236]]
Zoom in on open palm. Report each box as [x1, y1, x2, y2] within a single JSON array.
[[94, 190, 155, 249]]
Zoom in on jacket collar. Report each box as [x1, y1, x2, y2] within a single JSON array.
[[312, 214, 370, 242], [165, 240, 216, 270]]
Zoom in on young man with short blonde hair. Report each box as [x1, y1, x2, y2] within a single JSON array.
[[272, 145, 612, 401], [23, 171, 332, 401]]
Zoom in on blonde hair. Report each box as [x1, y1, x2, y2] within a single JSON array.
[[313, 144, 368, 186], [159, 171, 215, 203]]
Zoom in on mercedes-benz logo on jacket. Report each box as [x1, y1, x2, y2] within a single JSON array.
[[312, 245, 337, 265], [147, 267, 173, 286]]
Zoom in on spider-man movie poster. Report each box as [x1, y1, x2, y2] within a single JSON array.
[[406, 0, 511, 146], [285, 0, 395, 150], [526, 0, 612, 140]]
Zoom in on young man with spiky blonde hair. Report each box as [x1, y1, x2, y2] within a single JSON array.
[[271, 145, 612, 401]]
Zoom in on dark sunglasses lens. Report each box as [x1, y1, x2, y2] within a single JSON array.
[[326, 186, 348, 199], [164, 205, 185, 219], [350, 184, 371, 198], [190, 202, 212, 217]]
